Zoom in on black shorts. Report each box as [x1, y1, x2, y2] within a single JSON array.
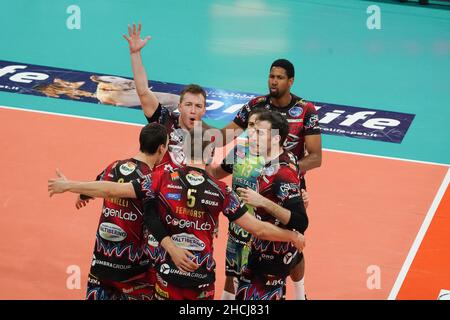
[[86, 270, 156, 300]]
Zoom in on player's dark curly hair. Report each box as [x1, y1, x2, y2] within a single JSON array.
[[271, 59, 295, 78]]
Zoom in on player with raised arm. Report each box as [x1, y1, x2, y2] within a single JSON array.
[[123, 23, 207, 173]]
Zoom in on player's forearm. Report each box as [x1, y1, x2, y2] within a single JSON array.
[[160, 236, 178, 255], [298, 152, 322, 172], [130, 52, 151, 95], [257, 221, 298, 243], [261, 197, 291, 225], [65, 181, 121, 199]]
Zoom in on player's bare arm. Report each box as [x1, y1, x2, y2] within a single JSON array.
[[299, 134, 322, 171], [234, 212, 305, 252], [237, 187, 292, 225], [48, 169, 137, 199], [123, 23, 159, 118]]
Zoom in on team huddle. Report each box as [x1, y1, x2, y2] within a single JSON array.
[[47, 24, 322, 300]]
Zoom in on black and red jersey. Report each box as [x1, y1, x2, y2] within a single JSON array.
[[89, 158, 154, 282], [248, 151, 308, 277], [146, 104, 186, 173], [233, 94, 321, 163], [132, 166, 247, 287]]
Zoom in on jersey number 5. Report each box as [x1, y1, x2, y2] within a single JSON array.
[[187, 189, 197, 208]]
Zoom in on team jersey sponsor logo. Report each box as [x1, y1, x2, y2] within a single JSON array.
[[201, 199, 219, 207], [305, 113, 319, 130], [167, 184, 182, 190], [163, 164, 174, 172], [283, 251, 297, 265], [119, 162, 136, 176], [166, 215, 212, 231], [166, 193, 181, 201], [289, 106, 303, 117], [92, 258, 132, 270], [147, 234, 159, 247], [169, 145, 186, 166], [98, 222, 127, 242], [155, 283, 169, 299], [106, 197, 129, 207], [265, 278, 285, 286], [138, 259, 150, 266], [102, 207, 138, 221], [278, 183, 301, 201], [279, 183, 300, 194], [160, 263, 171, 275], [88, 276, 101, 286], [159, 263, 208, 280], [261, 253, 275, 260], [175, 206, 205, 218], [204, 190, 220, 197], [170, 129, 185, 143], [186, 171, 205, 186], [171, 233, 206, 251]]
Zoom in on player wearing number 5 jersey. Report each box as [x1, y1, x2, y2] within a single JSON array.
[[49, 125, 306, 300]]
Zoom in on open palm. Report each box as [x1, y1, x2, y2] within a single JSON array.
[[123, 23, 151, 54]]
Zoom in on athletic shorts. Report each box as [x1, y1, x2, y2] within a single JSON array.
[[153, 273, 215, 300], [225, 234, 250, 277], [235, 267, 286, 301], [86, 269, 156, 300]]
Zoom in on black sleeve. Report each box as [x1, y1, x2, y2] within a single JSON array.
[[130, 174, 156, 202], [145, 103, 163, 123], [303, 103, 321, 135], [232, 104, 250, 129], [143, 198, 168, 243], [223, 188, 248, 222], [285, 200, 308, 234]]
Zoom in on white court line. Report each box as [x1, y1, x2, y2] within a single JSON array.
[[324, 148, 449, 167], [0, 104, 144, 127], [388, 168, 450, 300], [1, 104, 449, 168]]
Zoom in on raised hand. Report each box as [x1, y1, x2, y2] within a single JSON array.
[[48, 169, 69, 197], [123, 23, 151, 54]]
